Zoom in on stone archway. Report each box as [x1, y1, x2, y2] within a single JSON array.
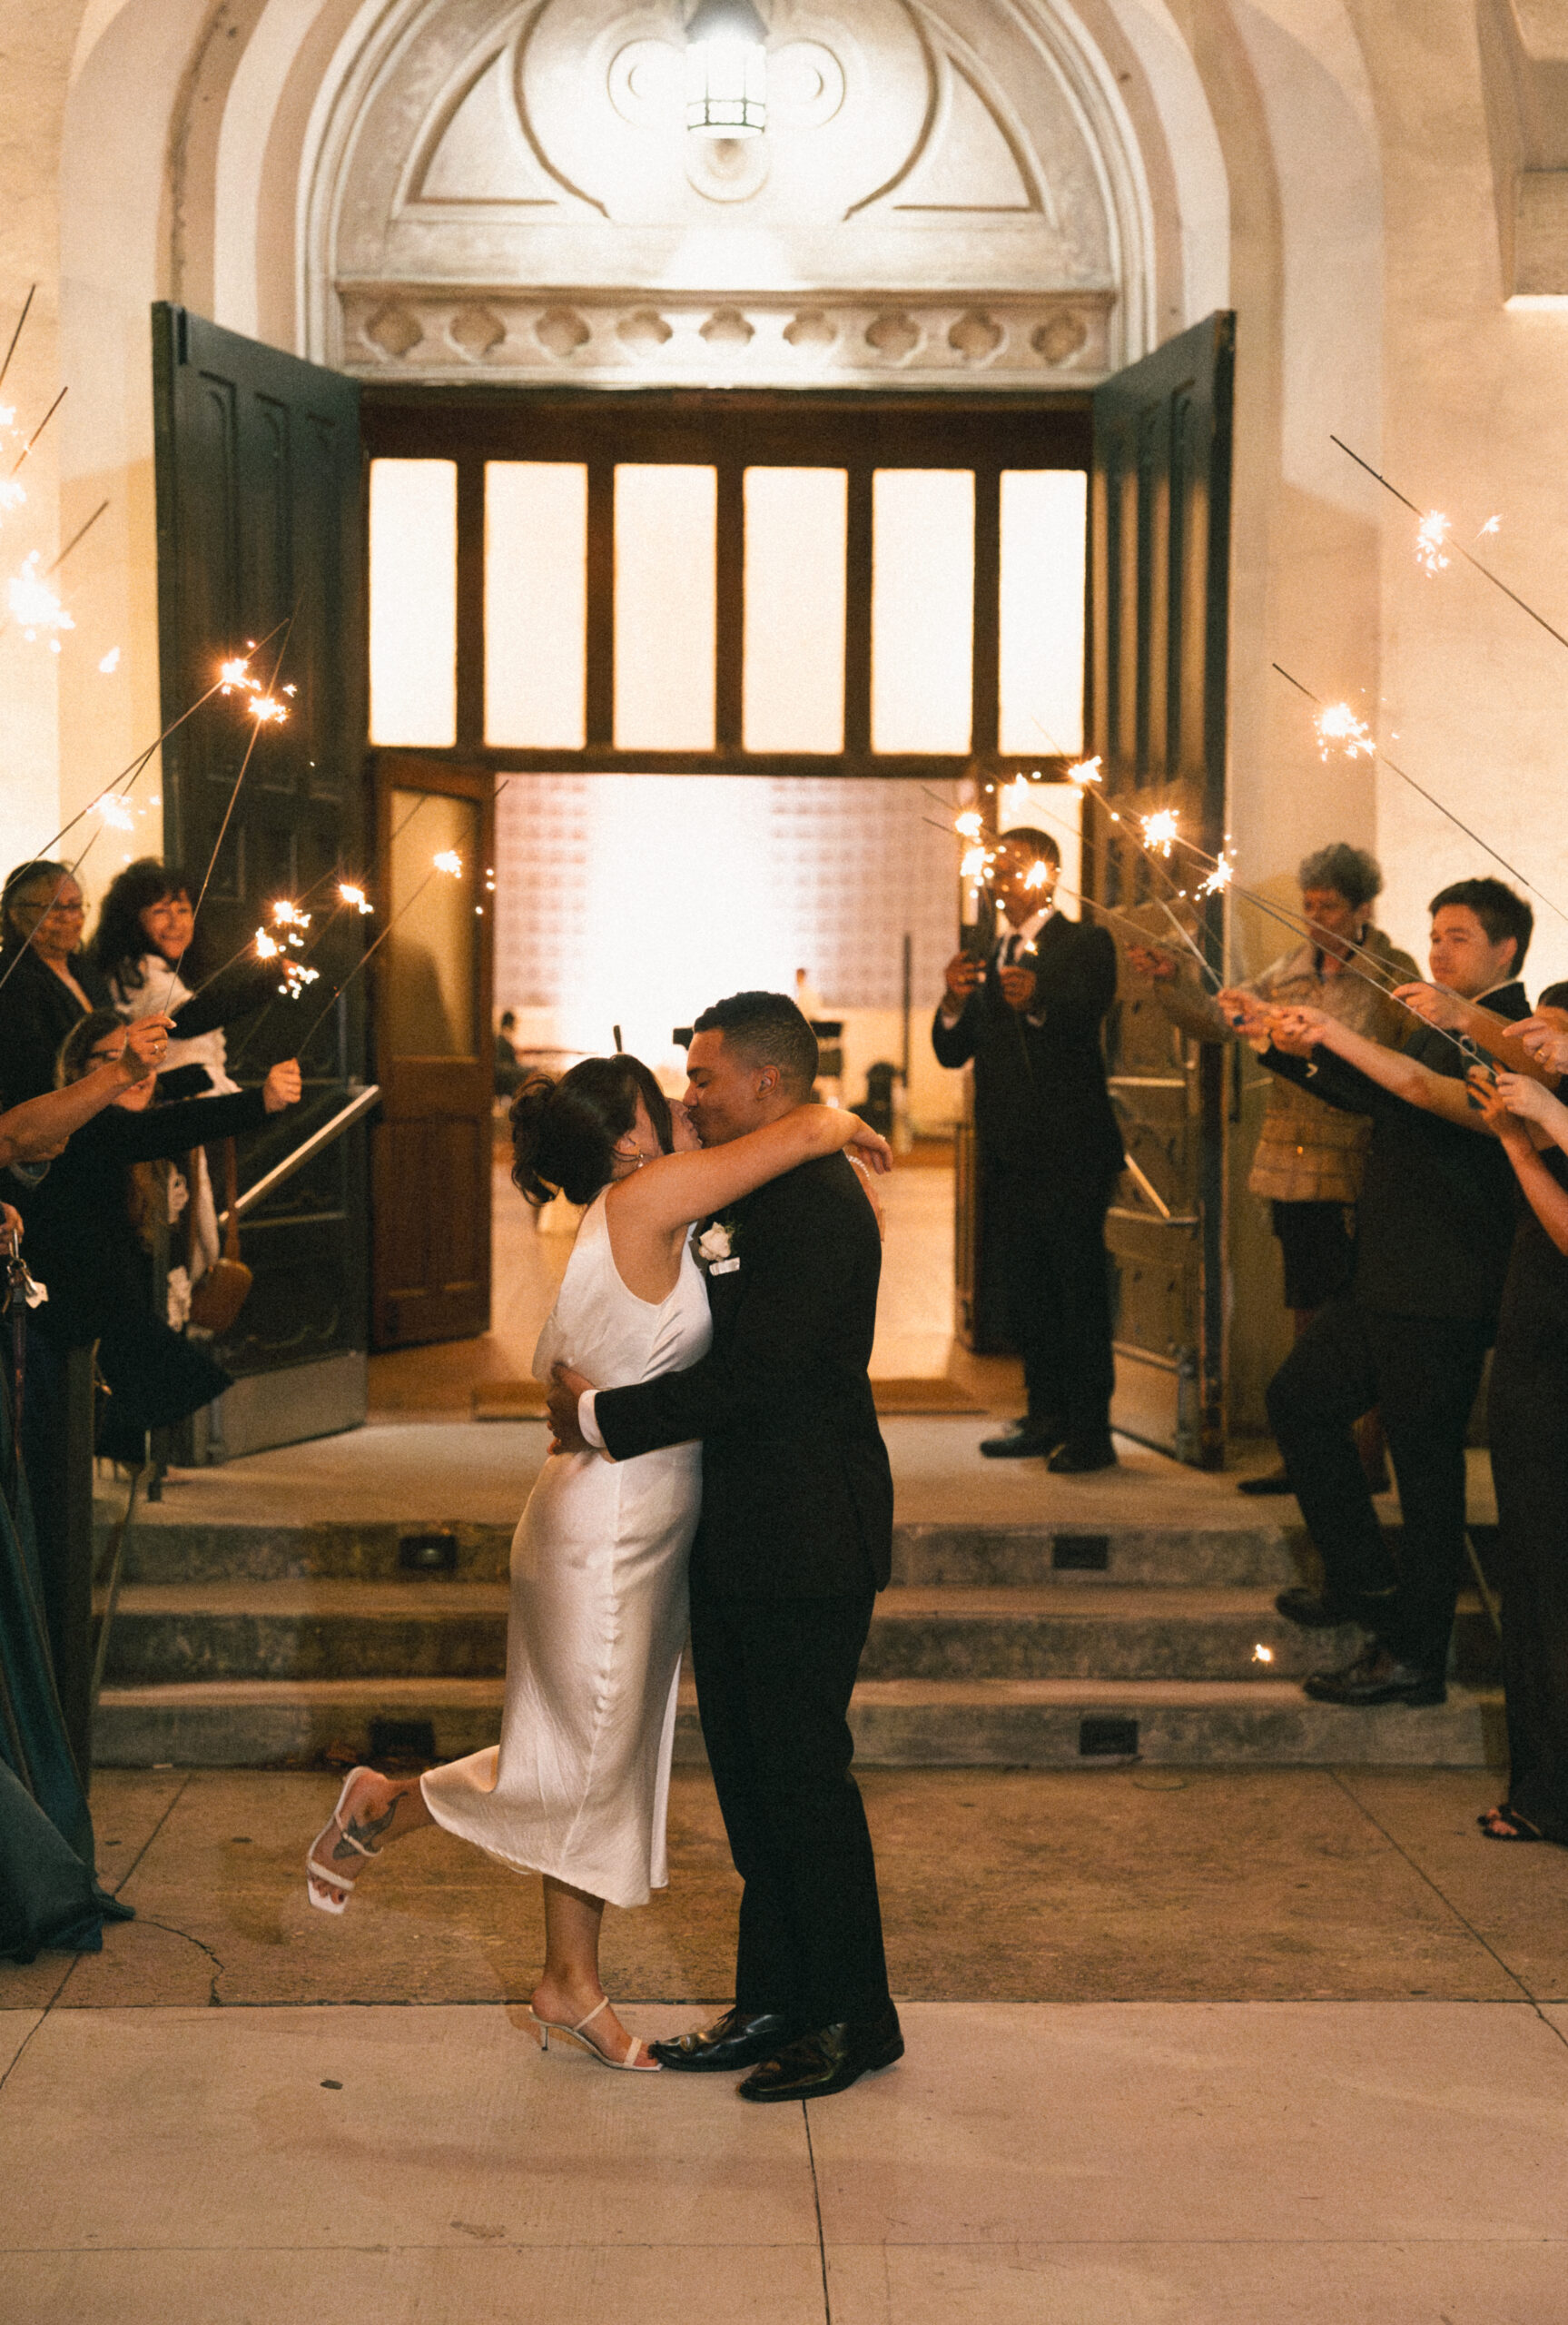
[[303, 0, 1158, 388]]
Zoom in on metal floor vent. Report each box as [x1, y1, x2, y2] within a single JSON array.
[[1079, 1715, 1139, 1759]]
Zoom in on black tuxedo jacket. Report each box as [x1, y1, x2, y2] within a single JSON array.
[[593, 1151, 893, 1598], [931, 913, 1123, 1185], [1261, 980, 1531, 1321]]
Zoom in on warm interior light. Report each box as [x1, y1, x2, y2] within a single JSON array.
[[685, 0, 767, 137]]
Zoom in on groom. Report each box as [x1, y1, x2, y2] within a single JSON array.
[[546, 991, 902, 2100]]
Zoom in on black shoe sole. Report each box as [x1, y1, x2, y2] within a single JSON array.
[[738, 2036, 905, 2102], [980, 1440, 1058, 1459], [1238, 1475, 1296, 1497]]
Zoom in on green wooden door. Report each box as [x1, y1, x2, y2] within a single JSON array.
[[1088, 313, 1235, 1466], [152, 303, 370, 1455]]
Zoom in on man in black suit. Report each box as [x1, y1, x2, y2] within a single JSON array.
[[932, 826, 1124, 1471], [1240, 877, 1534, 1706], [546, 992, 900, 2101]]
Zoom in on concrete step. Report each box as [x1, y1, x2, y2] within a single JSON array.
[[100, 1509, 1308, 1590], [92, 1674, 1505, 1771], [102, 1579, 1501, 1689]]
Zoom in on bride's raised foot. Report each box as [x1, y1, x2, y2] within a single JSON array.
[[305, 1766, 399, 1913], [528, 1985, 660, 2072]]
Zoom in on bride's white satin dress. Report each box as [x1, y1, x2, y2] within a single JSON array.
[[420, 1192, 711, 1908]]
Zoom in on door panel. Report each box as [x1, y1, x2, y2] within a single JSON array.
[[152, 304, 370, 1449], [1088, 313, 1235, 1466], [370, 765, 492, 1348]]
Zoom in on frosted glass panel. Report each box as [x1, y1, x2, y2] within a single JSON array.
[[1000, 470, 1088, 757], [485, 463, 587, 747], [614, 465, 715, 750], [386, 788, 478, 1056], [871, 470, 973, 755], [369, 460, 457, 747], [743, 468, 846, 754]]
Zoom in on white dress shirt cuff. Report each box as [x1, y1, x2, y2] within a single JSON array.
[[578, 1390, 606, 1451]]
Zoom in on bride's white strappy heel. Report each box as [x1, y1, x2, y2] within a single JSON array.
[[528, 1995, 661, 2072], [305, 1766, 385, 1914]]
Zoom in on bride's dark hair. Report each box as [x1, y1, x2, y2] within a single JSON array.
[[509, 1054, 674, 1208]]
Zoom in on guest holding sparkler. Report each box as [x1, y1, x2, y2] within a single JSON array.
[[90, 858, 276, 1312], [90, 858, 273, 1099], [1247, 877, 1533, 1706], [1459, 1013, 1568, 1845], [933, 827, 1123, 1471], [1127, 843, 1417, 1497], [0, 862, 113, 1106]]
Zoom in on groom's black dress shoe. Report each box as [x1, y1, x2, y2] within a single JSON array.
[[649, 2007, 797, 2073], [1301, 1644, 1445, 1707], [737, 2003, 904, 2102]]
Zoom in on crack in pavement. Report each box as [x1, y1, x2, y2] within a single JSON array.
[[136, 1915, 228, 2006]]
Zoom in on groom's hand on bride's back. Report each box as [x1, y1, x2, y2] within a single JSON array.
[[547, 1361, 593, 1453]]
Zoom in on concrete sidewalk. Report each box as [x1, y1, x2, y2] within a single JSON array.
[[3, 1996, 1565, 2321]]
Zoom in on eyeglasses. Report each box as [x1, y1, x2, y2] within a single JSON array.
[[15, 895, 84, 919]]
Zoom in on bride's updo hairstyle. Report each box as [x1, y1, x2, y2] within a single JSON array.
[[509, 1054, 674, 1208]]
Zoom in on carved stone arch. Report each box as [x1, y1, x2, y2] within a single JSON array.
[[303, 0, 1159, 384]]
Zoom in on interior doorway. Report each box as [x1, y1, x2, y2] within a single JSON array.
[[360, 383, 1096, 1381]]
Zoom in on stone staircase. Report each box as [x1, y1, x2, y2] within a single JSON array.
[[93, 1506, 1505, 1769]]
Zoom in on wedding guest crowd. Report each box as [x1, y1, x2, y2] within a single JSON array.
[[0, 851, 303, 1954]]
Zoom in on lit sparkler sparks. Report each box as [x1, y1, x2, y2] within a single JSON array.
[[1022, 858, 1052, 892], [1198, 855, 1235, 898], [254, 929, 281, 961], [218, 657, 253, 692], [1252, 1643, 1274, 1665], [98, 646, 120, 674], [432, 850, 463, 876], [1478, 514, 1501, 538], [7, 549, 74, 643], [271, 900, 311, 931], [94, 793, 135, 832], [954, 810, 984, 841], [1141, 809, 1180, 857], [1415, 510, 1452, 575], [1315, 702, 1376, 761], [276, 960, 320, 1000], [1065, 757, 1103, 787], [338, 884, 372, 915], [249, 694, 287, 725], [960, 846, 991, 881]]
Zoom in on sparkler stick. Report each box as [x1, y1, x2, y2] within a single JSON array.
[[161, 617, 296, 1011], [0, 285, 35, 396], [1273, 661, 1568, 933], [295, 852, 464, 1049], [7, 385, 66, 480], [1330, 436, 1568, 659]]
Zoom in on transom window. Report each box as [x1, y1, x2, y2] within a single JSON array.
[[362, 394, 1090, 777]]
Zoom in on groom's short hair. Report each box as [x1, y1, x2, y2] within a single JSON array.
[[693, 991, 818, 1095]]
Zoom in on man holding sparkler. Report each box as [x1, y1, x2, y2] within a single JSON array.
[[1240, 878, 1533, 1707], [933, 827, 1123, 1472]]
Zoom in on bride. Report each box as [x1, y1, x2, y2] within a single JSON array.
[[305, 1051, 890, 2071]]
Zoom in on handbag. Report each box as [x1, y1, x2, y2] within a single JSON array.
[[186, 1139, 252, 1335]]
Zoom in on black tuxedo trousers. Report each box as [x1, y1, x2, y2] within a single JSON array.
[[1267, 1297, 1492, 1672], [690, 1581, 890, 2026]]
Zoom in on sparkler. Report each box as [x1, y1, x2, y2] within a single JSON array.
[[1314, 702, 1375, 761], [1415, 511, 1452, 576], [0, 285, 35, 396], [7, 384, 66, 480], [1252, 1644, 1274, 1665], [98, 647, 120, 674], [296, 850, 464, 1047], [1274, 662, 1568, 933], [5, 550, 74, 645], [161, 616, 296, 1010], [1332, 435, 1568, 658], [338, 884, 372, 915], [1141, 809, 1179, 858]]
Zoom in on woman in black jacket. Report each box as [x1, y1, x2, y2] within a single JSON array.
[[0, 861, 111, 1108], [14, 1012, 301, 1451]]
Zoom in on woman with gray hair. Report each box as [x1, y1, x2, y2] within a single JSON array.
[[1127, 842, 1418, 1497]]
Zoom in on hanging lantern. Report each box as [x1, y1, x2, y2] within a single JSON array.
[[685, 0, 768, 137]]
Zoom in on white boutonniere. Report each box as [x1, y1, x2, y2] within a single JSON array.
[[695, 1217, 741, 1275]]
